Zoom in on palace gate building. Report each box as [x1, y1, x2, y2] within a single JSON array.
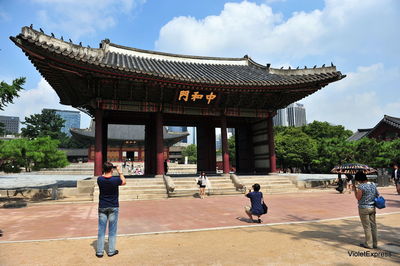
[[11, 26, 345, 176]]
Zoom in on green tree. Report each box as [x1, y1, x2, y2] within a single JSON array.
[[0, 136, 68, 172], [182, 144, 197, 163], [0, 77, 25, 110], [21, 109, 68, 140], [302, 121, 353, 140], [312, 137, 355, 173], [275, 127, 318, 172], [32, 137, 68, 169]]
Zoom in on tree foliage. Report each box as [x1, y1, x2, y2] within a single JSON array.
[[182, 144, 197, 163], [21, 109, 67, 140], [0, 77, 25, 110], [20, 109, 89, 148], [0, 136, 68, 172], [275, 127, 317, 172], [274, 121, 400, 173]]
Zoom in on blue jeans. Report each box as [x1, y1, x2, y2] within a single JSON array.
[[96, 207, 119, 255]]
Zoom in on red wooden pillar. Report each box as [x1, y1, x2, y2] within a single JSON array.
[[138, 146, 143, 161], [118, 145, 123, 162], [155, 112, 164, 175], [221, 116, 230, 174], [94, 109, 103, 176], [144, 122, 153, 175], [102, 121, 108, 163], [267, 115, 277, 173]]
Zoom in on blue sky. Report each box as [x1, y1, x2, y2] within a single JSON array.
[[0, 0, 399, 132]]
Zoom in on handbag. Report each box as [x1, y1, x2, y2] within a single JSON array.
[[262, 201, 268, 214], [197, 179, 202, 186], [372, 183, 385, 209], [374, 196, 386, 209]]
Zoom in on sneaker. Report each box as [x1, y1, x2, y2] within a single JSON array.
[[359, 243, 372, 249], [95, 253, 103, 258], [108, 250, 119, 257]]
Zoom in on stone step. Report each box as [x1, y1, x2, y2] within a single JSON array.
[[168, 187, 243, 197], [241, 181, 294, 186], [118, 185, 166, 190], [119, 194, 168, 201], [118, 189, 167, 195]]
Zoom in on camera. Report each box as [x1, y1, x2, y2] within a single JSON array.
[[112, 166, 117, 169]]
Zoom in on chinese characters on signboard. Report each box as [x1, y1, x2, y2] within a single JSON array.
[[178, 90, 217, 104]]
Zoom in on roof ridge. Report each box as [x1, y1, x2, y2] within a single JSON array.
[[104, 41, 248, 63], [269, 66, 339, 75]]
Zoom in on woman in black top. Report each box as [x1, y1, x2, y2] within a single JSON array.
[[336, 174, 344, 193]]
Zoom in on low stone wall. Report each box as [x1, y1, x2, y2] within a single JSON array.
[[281, 173, 380, 189], [0, 187, 77, 201]]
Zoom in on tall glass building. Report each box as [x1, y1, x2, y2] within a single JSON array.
[[273, 103, 306, 127], [43, 109, 80, 136]]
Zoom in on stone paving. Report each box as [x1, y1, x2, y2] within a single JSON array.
[[0, 187, 399, 242]]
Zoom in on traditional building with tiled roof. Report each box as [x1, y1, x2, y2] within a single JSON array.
[[70, 122, 188, 162], [348, 115, 400, 141], [11, 26, 345, 176]]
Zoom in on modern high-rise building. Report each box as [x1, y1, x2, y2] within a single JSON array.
[[273, 103, 306, 127], [0, 115, 19, 134], [43, 109, 81, 136], [168, 126, 189, 143], [287, 103, 306, 127], [273, 108, 288, 127]]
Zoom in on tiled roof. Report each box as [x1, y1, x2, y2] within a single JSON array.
[[347, 128, 372, 141], [382, 115, 400, 129], [10, 26, 345, 88], [70, 122, 188, 142], [347, 115, 400, 141]]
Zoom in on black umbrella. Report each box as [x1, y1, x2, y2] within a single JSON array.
[[331, 163, 377, 175]]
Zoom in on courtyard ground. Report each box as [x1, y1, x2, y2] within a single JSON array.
[[0, 187, 399, 265]]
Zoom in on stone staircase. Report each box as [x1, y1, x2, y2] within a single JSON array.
[[167, 163, 197, 174], [93, 178, 168, 201], [238, 175, 298, 194], [168, 176, 244, 198]]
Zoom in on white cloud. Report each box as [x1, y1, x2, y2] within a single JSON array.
[[156, 0, 399, 64], [0, 78, 91, 130], [33, 0, 146, 39], [302, 63, 400, 131], [155, 0, 400, 130]]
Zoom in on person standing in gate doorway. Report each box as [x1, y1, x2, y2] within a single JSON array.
[[391, 164, 400, 194], [197, 171, 208, 199], [96, 162, 126, 258], [164, 159, 169, 174], [353, 171, 379, 249], [245, 183, 265, 223]]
